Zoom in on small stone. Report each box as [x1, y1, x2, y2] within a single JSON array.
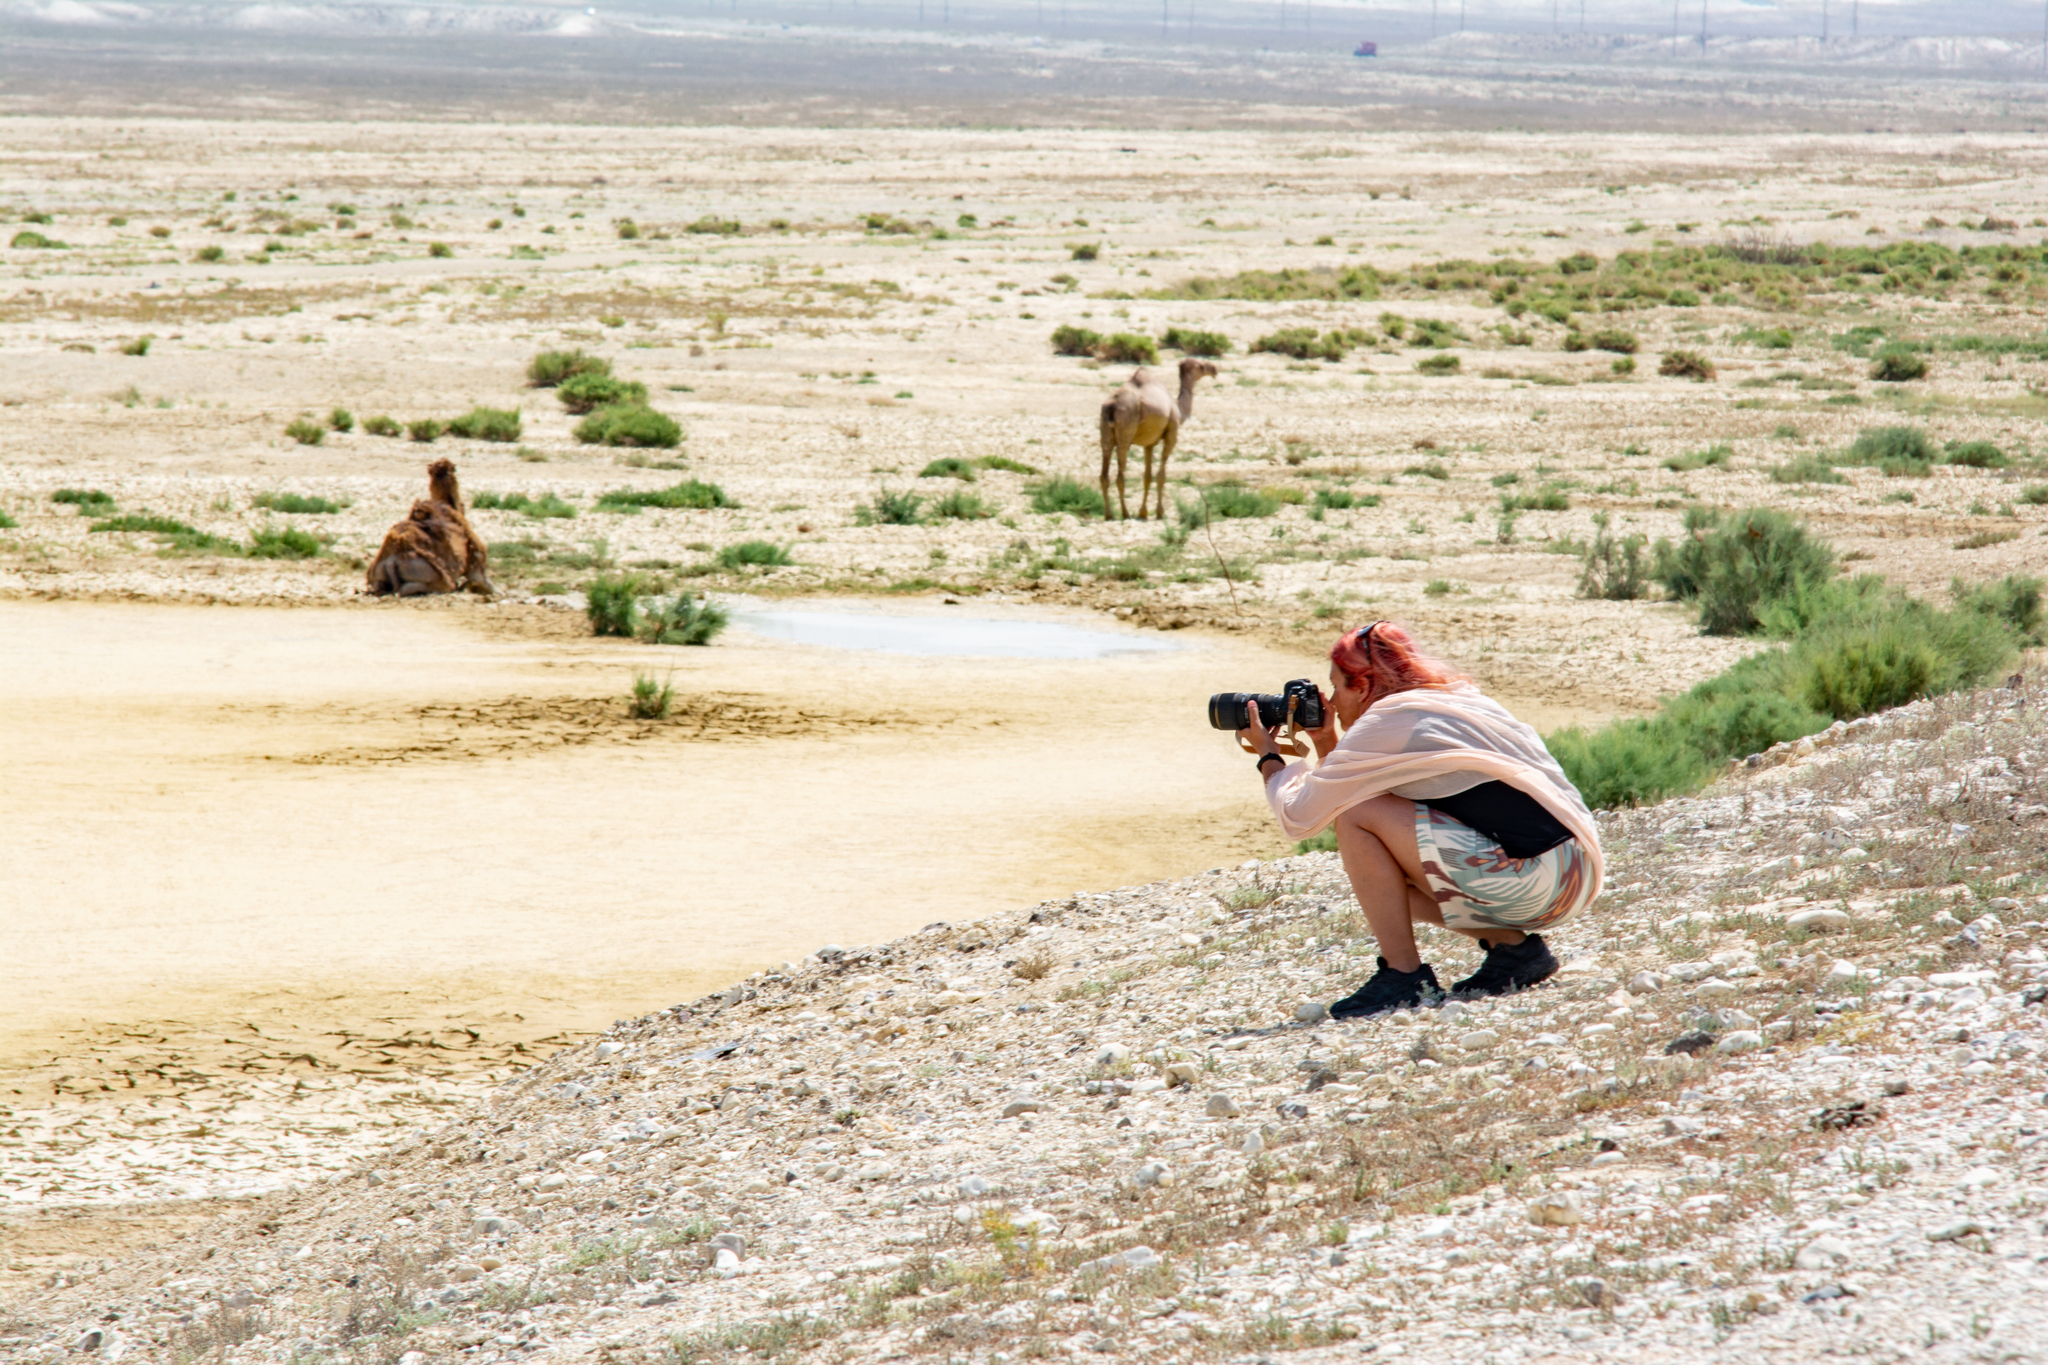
[[1295, 1001, 1330, 1024], [1204, 1093, 1242, 1118], [1130, 1162, 1173, 1189], [1664, 1031, 1716, 1056], [1626, 971, 1663, 995], [1095, 1044, 1131, 1067], [1119, 1245, 1160, 1270], [1437, 999, 1469, 1024], [1458, 1029, 1500, 1051], [1793, 1236, 1851, 1271], [1001, 1097, 1045, 1118], [1928, 1219, 1984, 1243], [1788, 908, 1851, 932], [472, 1216, 523, 1237], [1692, 978, 1739, 1002], [1662, 1116, 1704, 1136], [958, 1175, 992, 1198], [1714, 1030, 1763, 1055], [595, 1041, 624, 1059], [447, 1262, 485, 1282], [1526, 1191, 1584, 1227], [1162, 1062, 1200, 1088], [1275, 1100, 1309, 1121], [1801, 1284, 1853, 1305], [709, 1233, 744, 1253], [1574, 1277, 1616, 1308], [714, 1247, 741, 1276], [1825, 960, 1861, 986], [1563, 1326, 1598, 1342], [1240, 1131, 1265, 1156]]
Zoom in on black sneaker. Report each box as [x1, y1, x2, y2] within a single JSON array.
[[1329, 959, 1442, 1019], [1450, 933, 1560, 997]]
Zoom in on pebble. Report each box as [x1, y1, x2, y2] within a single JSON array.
[[1715, 1030, 1764, 1055], [999, 1097, 1045, 1119], [1129, 1162, 1173, 1189], [1162, 1062, 1200, 1088], [1928, 1220, 1985, 1243], [1203, 1093, 1242, 1118], [1693, 978, 1740, 1002], [1794, 1236, 1852, 1270], [1825, 960, 1861, 985], [1627, 970, 1664, 995], [1527, 1191, 1585, 1226], [1295, 1001, 1329, 1024], [1788, 908, 1851, 932], [958, 1175, 992, 1197]]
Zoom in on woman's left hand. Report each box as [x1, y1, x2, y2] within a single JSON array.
[[1305, 686, 1340, 759], [1235, 703, 1273, 757]]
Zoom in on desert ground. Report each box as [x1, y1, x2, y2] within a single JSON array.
[[4, 74, 2048, 1357]]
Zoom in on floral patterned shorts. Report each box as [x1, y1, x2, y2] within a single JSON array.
[[1414, 804, 1592, 934]]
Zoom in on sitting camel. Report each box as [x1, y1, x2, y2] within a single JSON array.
[[365, 458, 498, 597], [1098, 356, 1217, 520]]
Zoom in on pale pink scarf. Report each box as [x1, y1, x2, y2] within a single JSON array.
[[1263, 683, 1604, 896]]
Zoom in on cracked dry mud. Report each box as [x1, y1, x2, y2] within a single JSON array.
[[7, 679, 2046, 1364]]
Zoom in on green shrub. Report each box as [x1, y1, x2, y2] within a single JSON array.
[[0, 508, 16, 529], [1843, 425, 1937, 476], [1652, 505, 1835, 635], [1404, 461, 1449, 481], [1314, 488, 1380, 510], [576, 405, 680, 448], [1577, 513, 1650, 600], [1665, 288, 1701, 307], [686, 216, 742, 236], [1661, 444, 1732, 473], [1180, 482, 1279, 525], [596, 479, 733, 512], [407, 418, 443, 443], [428, 242, 452, 258], [1498, 487, 1569, 512], [1152, 265, 1380, 303], [1565, 328, 1638, 354], [1252, 327, 1348, 362], [252, 492, 348, 514], [1953, 573, 2045, 645], [1028, 475, 1104, 518], [1051, 325, 1103, 357], [932, 490, 994, 520], [1408, 318, 1467, 348], [1658, 349, 1716, 381], [1769, 454, 1845, 484], [2017, 484, 2048, 506], [284, 416, 326, 446], [1664, 684, 1831, 762], [53, 488, 116, 511], [195, 245, 224, 263], [90, 514, 198, 536], [120, 337, 151, 357], [1944, 440, 2006, 469], [713, 540, 793, 570], [854, 488, 924, 526], [920, 457, 977, 481], [557, 373, 649, 413], [247, 526, 324, 559], [977, 455, 1040, 475], [1547, 718, 1710, 810], [1612, 356, 1637, 375], [9, 231, 64, 249], [586, 574, 644, 636], [630, 670, 673, 718], [527, 350, 611, 387], [643, 591, 729, 645], [363, 414, 402, 437], [1870, 344, 1927, 381], [616, 219, 639, 240], [1100, 333, 1158, 365], [1070, 243, 1100, 261], [1415, 353, 1461, 375], [329, 407, 353, 432], [445, 406, 522, 442], [1160, 326, 1231, 356], [474, 490, 576, 519]]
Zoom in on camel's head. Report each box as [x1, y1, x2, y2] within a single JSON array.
[[1179, 357, 1219, 387], [426, 458, 461, 508]]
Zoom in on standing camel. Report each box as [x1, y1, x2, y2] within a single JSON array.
[[1098, 357, 1217, 520], [365, 458, 498, 597]]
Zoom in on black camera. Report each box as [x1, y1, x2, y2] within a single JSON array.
[[1208, 678, 1324, 732]]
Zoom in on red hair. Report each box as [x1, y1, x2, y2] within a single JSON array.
[[1329, 620, 1466, 703]]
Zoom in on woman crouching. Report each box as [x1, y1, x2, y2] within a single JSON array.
[[1238, 621, 1603, 1018]]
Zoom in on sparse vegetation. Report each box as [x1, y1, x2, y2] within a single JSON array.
[[575, 405, 681, 448], [932, 490, 994, 520], [854, 488, 925, 526], [586, 574, 643, 636], [1652, 505, 1836, 635], [630, 670, 673, 718], [1661, 444, 1732, 473], [596, 479, 732, 512], [1498, 487, 1569, 512], [473, 490, 576, 519], [246, 526, 325, 559], [1577, 512, 1650, 600], [253, 492, 349, 514], [1027, 476, 1105, 518], [1252, 327, 1355, 362], [527, 350, 611, 387], [1658, 349, 1716, 381], [1050, 324, 1102, 357], [445, 406, 522, 442], [557, 373, 649, 413], [328, 407, 353, 433], [284, 416, 326, 445], [1150, 265, 1380, 302], [407, 418, 443, 443], [1870, 343, 1928, 382], [53, 488, 117, 512], [363, 415, 402, 437], [1770, 454, 1846, 484], [1160, 326, 1231, 356], [120, 337, 151, 357], [1415, 353, 1461, 375], [1843, 425, 1937, 477], [642, 592, 729, 645], [713, 540, 793, 570], [919, 457, 976, 481], [1099, 333, 1158, 365]]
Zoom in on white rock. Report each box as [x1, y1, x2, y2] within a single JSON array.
[[1794, 1236, 1851, 1270], [1096, 1044, 1131, 1067], [1715, 1030, 1764, 1054], [958, 1175, 992, 1198], [1240, 1131, 1265, 1156], [1626, 971, 1664, 995], [1204, 1093, 1242, 1118], [1162, 1062, 1200, 1088], [1459, 1029, 1500, 1051], [1130, 1162, 1173, 1189], [595, 1041, 625, 1059], [1692, 978, 1739, 1001], [1788, 908, 1851, 932], [1826, 960, 1861, 985], [1527, 1191, 1585, 1226], [714, 1247, 740, 1276], [1295, 1001, 1330, 1024], [1000, 1097, 1044, 1119]]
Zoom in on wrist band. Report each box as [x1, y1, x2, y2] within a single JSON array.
[[1256, 752, 1285, 774]]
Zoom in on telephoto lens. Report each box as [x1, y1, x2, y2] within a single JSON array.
[[1207, 680, 1323, 731]]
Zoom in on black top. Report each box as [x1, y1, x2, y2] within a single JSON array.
[[1425, 780, 1573, 859]]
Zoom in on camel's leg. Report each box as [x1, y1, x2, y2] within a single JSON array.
[[1099, 423, 1118, 522], [1154, 423, 1179, 522], [1113, 440, 1131, 521], [1137, 443, 1157, 520]]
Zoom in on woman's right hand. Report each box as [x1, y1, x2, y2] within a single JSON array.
[[1304, 687, 1340, 759]]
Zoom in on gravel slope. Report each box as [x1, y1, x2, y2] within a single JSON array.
[[6, 677, 2047, 1365]]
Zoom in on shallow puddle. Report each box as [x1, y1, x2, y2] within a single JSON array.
[[730, 607, 1182, 659]]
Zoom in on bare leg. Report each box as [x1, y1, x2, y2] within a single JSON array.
[[1333, 794, 1525, 971]]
